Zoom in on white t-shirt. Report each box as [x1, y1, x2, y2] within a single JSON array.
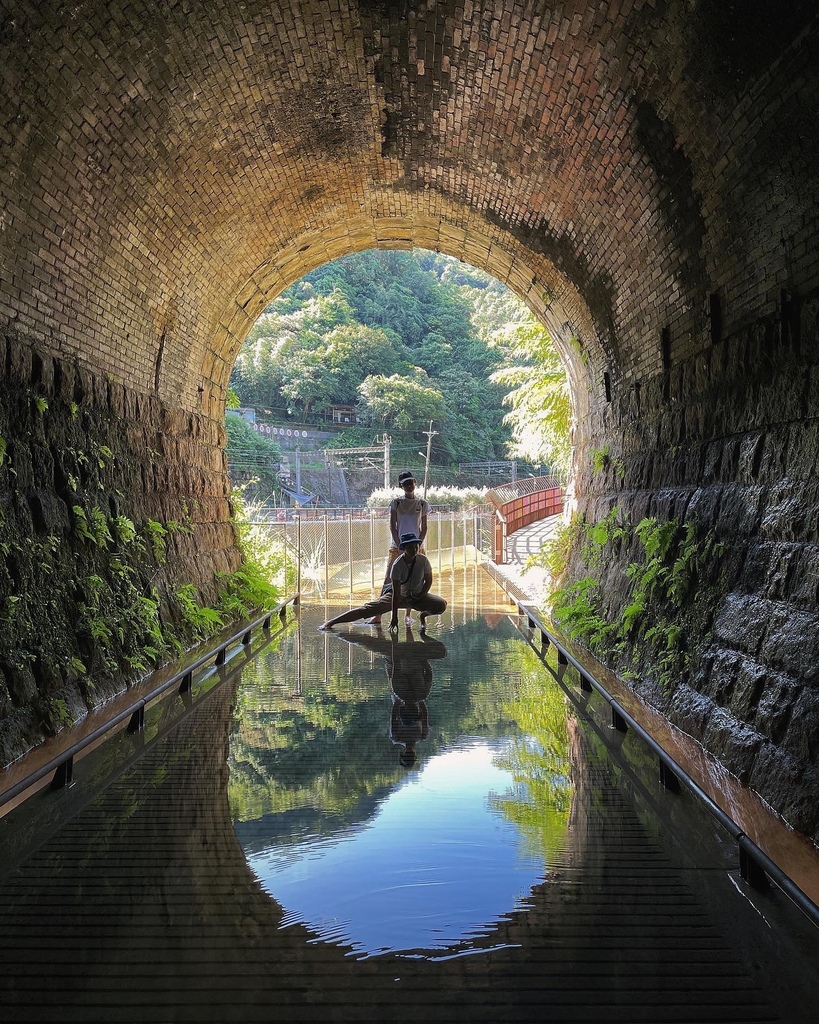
[[390, 495, 430, 540], [390, 552, 431, 598]]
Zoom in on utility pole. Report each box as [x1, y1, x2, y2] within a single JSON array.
[[421, 421, 437, 497], [383, 433, 391, 489], [324, 452, 332, 504]]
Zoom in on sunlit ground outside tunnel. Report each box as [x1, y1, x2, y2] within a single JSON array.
[[1, 569, 818, 1022]]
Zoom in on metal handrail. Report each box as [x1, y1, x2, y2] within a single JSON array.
[[485, 475, 564, 507], [0, 595, 299, 812], [496, 583, 819, 931]]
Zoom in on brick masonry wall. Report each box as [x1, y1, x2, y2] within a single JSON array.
[[0, 1, 818, 832]]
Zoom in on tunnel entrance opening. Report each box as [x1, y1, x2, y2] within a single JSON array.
[[223, 246, 575, 514]]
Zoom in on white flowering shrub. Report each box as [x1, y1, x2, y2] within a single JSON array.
[[366, 485, 488, 510]]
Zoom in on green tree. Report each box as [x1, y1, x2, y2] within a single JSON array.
[[491, 321, 573, 476], [228, 249, 555, 470], [357, 373, 446, 431], [435, 367, 505, 462], [278, 347, 340, 422], [224, 414, 282, 489], [415, 331, 452, 376], [324, 323, 405, 401]]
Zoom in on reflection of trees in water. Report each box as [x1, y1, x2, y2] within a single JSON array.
[[488, 653, 572, 863], [227, 619, 532, 830], [229, 649, 387, 824]]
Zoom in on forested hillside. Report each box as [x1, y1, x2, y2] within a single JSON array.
[[229, 249, 570, 473]]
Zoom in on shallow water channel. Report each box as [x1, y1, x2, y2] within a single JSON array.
[[1, 569, 818, 1022]]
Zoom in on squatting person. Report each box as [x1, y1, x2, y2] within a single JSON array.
[[319, 532, 446, 632]]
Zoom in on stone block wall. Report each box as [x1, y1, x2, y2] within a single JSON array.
[[0, 330, 241, 765], [567, 292, 819, 842]]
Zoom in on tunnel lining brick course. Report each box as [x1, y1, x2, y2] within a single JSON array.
[[1, 0, 818, 839]]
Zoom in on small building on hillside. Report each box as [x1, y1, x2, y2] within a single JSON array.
[[329, 404, 358, 425]]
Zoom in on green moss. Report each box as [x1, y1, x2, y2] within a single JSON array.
[[589, 443, 625, 480], [0, 365, 289, 751], [549, 512, 725, 694]]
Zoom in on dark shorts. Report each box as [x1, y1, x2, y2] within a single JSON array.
[[360, 591, 447, 616]]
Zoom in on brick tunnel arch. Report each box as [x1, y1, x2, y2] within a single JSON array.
[[2, 1, 819, 839], [203, 215, 596, 426]]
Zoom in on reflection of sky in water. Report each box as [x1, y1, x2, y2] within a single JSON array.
[[247, 742, 546, 959]]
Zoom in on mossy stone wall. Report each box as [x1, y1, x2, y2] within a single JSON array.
[[566, 292, 819, 841], [0, 331, 241, 764]]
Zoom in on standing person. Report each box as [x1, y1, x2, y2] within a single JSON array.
[[319, 533, 446, 631], [367, 470, 431, 626]]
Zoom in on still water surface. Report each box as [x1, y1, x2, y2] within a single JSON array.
[[249, 742, 546, 959], [1, 569, 818, 1022], [231, 579, 571, 964]]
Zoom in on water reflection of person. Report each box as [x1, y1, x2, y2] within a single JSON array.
[[333, 626, 447, 768]]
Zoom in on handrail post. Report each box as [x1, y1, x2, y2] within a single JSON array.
[[370, 509, 375, 591], [348, 513, 353, 599], [324, 514, 329, 597], [282, 518, 287, 592], [659, 760, 680, 792], [740, 844, 769, 889], [127, 706, 145, 733], [51, 756, 74, 790], [437, 512, 442, 575], [296, 514, 302, 599]]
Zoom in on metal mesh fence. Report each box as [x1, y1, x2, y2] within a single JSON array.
[[248, 509, 494, 598]]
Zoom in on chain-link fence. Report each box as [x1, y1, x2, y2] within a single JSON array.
[[250, 509, 495, 599]]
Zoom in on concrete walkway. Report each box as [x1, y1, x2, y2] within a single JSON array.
[[487, 514, 563, 606]]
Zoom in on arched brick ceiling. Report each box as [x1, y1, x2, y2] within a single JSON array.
[[2, 1, 816, 419]]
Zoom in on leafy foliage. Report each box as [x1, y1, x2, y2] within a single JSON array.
[[490, 320, 573, 475], [548, 512, 726, 694], [230, 487, 294, 592], [225, 413, 282, 495], [366, 484, 488, 510], [174, 583, 225, 640], [357, 372, 445, 431], [229, 249, 567, 466]]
